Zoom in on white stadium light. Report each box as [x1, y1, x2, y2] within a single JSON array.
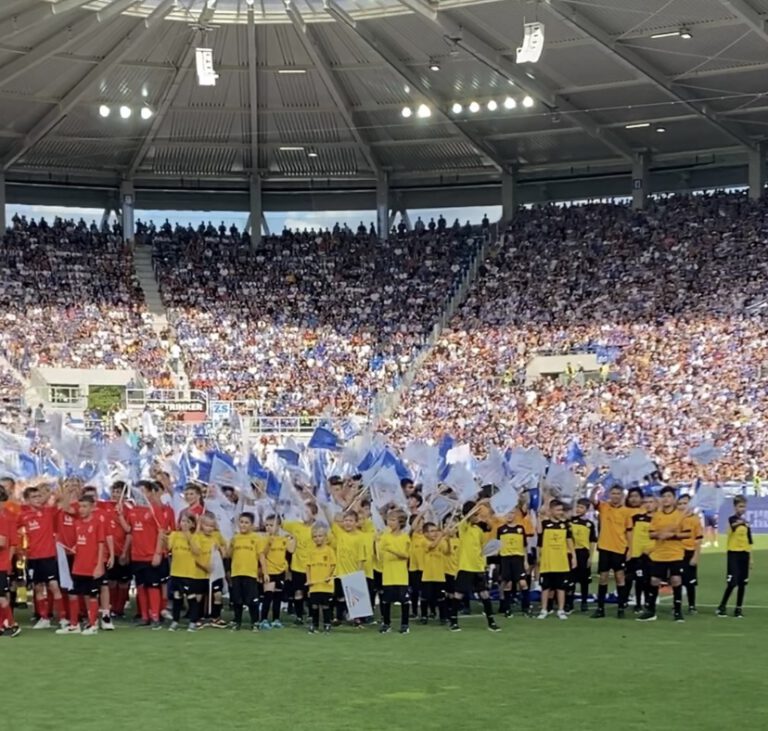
[[487, 100, 498, 111], [516, 21, 545, 64], [522, 95, 534, 108], [141, 107, 153, 121], [195, 47, 219, 87], [119, 105, 132, 119], [625, 122, 651, 129], [451, 102, 463, 114], [416, 103, 431, 118], [468, 101, 480, 113], [401, 106, 413, 118], [650, 30, 681, 39], [99, 104, 111, 118], [503, 96, 517, 110]]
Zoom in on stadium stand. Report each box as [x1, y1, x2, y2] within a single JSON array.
[[390, 192, 768, 481]]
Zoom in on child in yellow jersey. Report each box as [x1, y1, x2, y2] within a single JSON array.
[[568, 498, 597, 614], [497, 510, 533, 618], [676, 493, 703, 613], [190, 513, 221, 624], [377, 509, 411, 634], [195, 513, 229, 626], [408, 515, 427, 619], [229, 512, 261, 631], [331, 510, 367, 626], [283, 503, 318, 626], [306, 525, 336, 633], [626, 495, 655, 613], [717, 496, 753, 618], [638, 487, 685, 623], [167, 514, 203, 632], [419, 522, 450, 624], [537, 500, 575, 620], [449, 500, 501, 633], [258, 514, 295, 629]]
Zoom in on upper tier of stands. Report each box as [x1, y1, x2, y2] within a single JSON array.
[[390, 192, 768, 480], [151, 220, 483, 416]]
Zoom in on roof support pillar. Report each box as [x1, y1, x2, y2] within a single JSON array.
[[748, 142, 767, 200], [250, 175, 262, 247], [632, 152, 650, 210], [376, 172, 389, 242], [120, 179, 135, 245], [501, 168, 517, 224]]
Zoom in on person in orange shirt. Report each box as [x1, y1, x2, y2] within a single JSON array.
[[590, 485, 633, 619]]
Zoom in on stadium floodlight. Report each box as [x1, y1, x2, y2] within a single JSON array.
[[99, 104, 111, 118], [655, 126, 667, 133], [416, 103, 431, 118], [468, 101, 480, 113], [401, 106, 413, 118], [522, 95, 534, 108], [119, 105, 132, 119], [141, 107, 153, 121], [429, 58, 440, 72], [279, 146, 305, 151], [451, 103, 462, 114], [195, 48, 219, 87], [515, 21, 544, 64], [650, 30, 681, 39], [307, 150, 319, 158], [625, 122, 651, 129], [278, 68, 306, 74], [487, 100, 498, 111], [503, 96, 517, 110], [679, 28, 692, 39]]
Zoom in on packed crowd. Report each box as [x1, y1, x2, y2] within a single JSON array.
[[390, 192, 768, 481], [0, 472, 753, 638], [0, 215, 170, 385], [151, 222, 483, 415]]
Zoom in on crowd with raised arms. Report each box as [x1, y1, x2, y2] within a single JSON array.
[[0, 215, 170, 385], [0, 467, 754, 639], [390, 192, 768, 482], [150, 221, 484, 415]]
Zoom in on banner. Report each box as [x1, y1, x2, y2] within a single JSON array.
[[340, 570, 373, 619], [718, 494, 768, 533]]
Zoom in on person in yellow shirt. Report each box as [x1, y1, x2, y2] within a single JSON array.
[[330, 510, 367, 626], [377, 509, 411, 634], [449, 500, 501, 633], [419, 522, 450, 624], [676, 494, 703, 613], [497, 511, 532, 617], [283, 504, 318, 626], [408, 514, 427, 620], [306, 525, 336, 634], [626, 495, 656, 613], [566, 499, 596, 614], [637, 487, 686, 623], [193, 513, 227, 627], [717, 496, 753, 618], [590, 485, 633, 619], [167, 513, 203, 632], [258, 514, 296, 629], [537, 500, 575, 620], [229, 512, 262, 632]]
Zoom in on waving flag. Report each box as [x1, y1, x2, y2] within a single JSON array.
[[565, 440, 586, 467], [308, 426, 340, 451]]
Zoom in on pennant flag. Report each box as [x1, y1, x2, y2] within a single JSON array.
[[475, 446, 508, 488], [443, 463, 478, 503], [490, 486, 519, 515], [247, 453, 269, 481], [340, 571, 373, 620], [689, 439, 725, 466], [544, 463, 580, 499], [19, 453, 39, 480], [208, 454, 243, 488], [308, 426, 340, 451], [446, 443, 472, 465], [691, 482, 724, 512], [56, 543, 73, 591], [275, 449, 300, 467], [339, 417, 361, 441], [266, 471, 281, 499]]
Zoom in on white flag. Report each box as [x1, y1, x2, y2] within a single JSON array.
[[56, 543, 73, 591], [340, 570, 373, 619]]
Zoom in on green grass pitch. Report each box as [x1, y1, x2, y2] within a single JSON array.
[[5, 538, 768, 731]]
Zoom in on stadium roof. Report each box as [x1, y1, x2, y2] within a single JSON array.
[[1, 0, 767, 188]]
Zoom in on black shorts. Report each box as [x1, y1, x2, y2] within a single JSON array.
[[72, 574, 102, 597], [597, 549, 626, 574], [229, 576, 259, 606], [0, 571, 9, 594], [444, 574, 456, 594], [420, 581, 446, 602], [682, 550, 698, 585], [291, 571, 307, 592], [500, 556, 527, 583], [132, 561, 165, 588], [107, 561, 132, 583], [572, 549, 592, 583], [650, 560, 683, 582], [626, 556, 650, 581], [382, 585, 409, 604], [210, 578, 224, 594], [541, 572, 570, 591], [373, 570, 383, 590], [408, 570, 423, 591], [263, 572, 285, 592], [703, 512, 718, 529], [455, 570, 488, 596], [158, 557, 171, 584], [309, 591, 334, 607], [27, 557, 59, 585], [727, 551, 750, 584], [171, 577, 208, 596]]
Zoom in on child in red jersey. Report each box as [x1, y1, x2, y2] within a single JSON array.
[[0, 485, 20, 636], [82, 485, 116, 630], [19, 483, 69, 629], [57, 494, 106, 636], [104, 481, 131, 619], [117, 480, 167, 628]]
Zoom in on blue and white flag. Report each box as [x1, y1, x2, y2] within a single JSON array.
[[308, 426, 340, 451]]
